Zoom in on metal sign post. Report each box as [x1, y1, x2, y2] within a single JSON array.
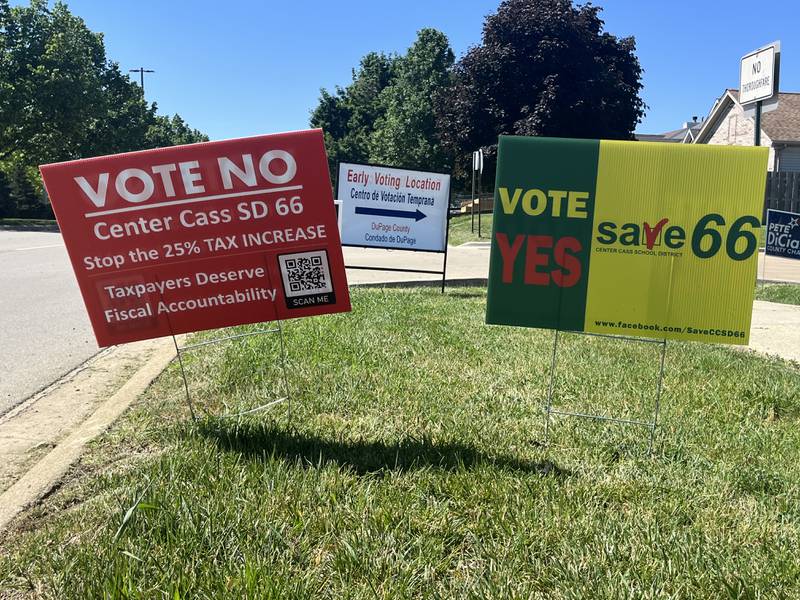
[[543, 330, 668, 454], [171, 323, 291, 421], [741, 42, 780, 288], [477, 176, 482, 239], [471, 155, 477, 234], [755, 100, 762, 147], [163, 259, 293, 422], [471, 149, 483, 235]]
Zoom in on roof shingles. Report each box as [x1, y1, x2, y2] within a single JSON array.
[[729, 89, 800, 143], [761, 93, 800, 142]]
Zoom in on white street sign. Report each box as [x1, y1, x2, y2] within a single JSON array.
[[473, 149, 484, 173], [337, 162, 450, 252], [740, 43, 778, 105]]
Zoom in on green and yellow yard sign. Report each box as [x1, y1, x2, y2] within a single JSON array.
[[486, 136, 769, 345]]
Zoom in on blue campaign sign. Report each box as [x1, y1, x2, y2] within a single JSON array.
[[766, 209, 800, 260]]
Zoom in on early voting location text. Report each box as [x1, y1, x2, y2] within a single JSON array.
[[337, 162, 450, 252]]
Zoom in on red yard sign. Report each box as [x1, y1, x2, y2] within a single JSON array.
[[40, 129, 350, 347]]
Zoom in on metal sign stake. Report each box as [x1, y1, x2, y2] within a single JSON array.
[[166, 257, 293, 422], [543, 331, 668, 455], [171, 324, 291, 422], [172, 334, 196, 421]]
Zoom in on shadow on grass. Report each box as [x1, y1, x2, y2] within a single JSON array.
[[197, 421, 568, 477]]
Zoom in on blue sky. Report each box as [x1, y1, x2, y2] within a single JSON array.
[[21, 1, 800, 140]]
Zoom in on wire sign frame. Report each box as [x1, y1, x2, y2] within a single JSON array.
[[543, 330, 667, 454], [163, 261, 293, 422], [171, 323, 291, 421]]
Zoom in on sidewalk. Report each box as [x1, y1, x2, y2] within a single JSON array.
[[749, 300, 800, 363], [343, 244, 490, 285], [757, 251, 800, 284]]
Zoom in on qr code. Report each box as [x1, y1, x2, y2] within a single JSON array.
[[278, 250, 333, 298]]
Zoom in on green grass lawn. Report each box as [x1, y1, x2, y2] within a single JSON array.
[[755, 283, 800, 306], [448, 213, 493, 246], [2, 287, 800, 598]]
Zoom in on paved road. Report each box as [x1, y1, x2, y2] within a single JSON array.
[[757, 250, 800, 284], [0, 232, 97, 416]]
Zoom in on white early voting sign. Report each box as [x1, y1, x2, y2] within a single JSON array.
[[337, 162, 450, 252]]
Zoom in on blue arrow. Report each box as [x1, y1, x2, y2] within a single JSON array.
[[355, 206, 427, 221]]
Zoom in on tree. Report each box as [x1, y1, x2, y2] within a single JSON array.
[[310, 31, 457, 181], [146, 114, 209, 149], [435, 0, 645, 187], [310, 88, 352, 178], [0, 0, 108, 164], [0, 167, 14, 218], [0, 0, 207, 218], [369, 29, 454, 172], [5, 157, 47, 218], [310, 52, 396, 179]]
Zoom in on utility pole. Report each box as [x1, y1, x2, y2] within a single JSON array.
[[129, 67, 155, 94]]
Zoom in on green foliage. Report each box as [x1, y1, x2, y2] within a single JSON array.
[[447, 212, 494, 246], [434, 0, 646, 188], [146, 114, 209, 150], [310, 51, 397, 179], [3, 287, 800, 597], [1, 156, 48, 217], [310, 30, 454, 182], [369, 29, 454, 171], [0, 166, 13, 218], [0, 0, 207, 216]]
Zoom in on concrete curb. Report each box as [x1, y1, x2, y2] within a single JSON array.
[[0, 341, 175, 532], [0, 223, 60, 233], [757, 279, 800, 285]]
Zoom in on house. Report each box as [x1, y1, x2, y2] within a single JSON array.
[[692, 89, 800, 172], [635, 118, 704, 143]]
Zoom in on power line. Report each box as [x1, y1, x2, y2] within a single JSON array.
[[129, 67, 155, 94]]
